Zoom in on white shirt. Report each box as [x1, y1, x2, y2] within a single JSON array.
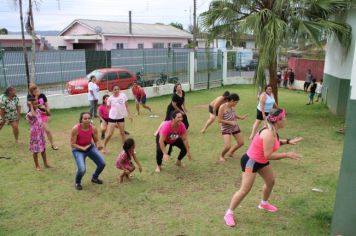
[[107, 93, 128, 119], [88, 82, 99, 101], [316, 83, 323, 94]]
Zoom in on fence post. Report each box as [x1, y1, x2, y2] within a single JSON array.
[[222, 50, 227, 86], [189, 51, 195, 91], [0, 49, 7, 89]]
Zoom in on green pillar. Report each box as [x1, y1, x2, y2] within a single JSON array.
[[331, 98, 356, 235]]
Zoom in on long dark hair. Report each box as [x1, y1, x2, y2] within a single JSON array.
[[123, 138, 135, 158], [227, 93, 240, 102], [173, 83, 181, 93], [222, 91, 230, 99], [89, 75, 96, 82], [102, 94, 109, 105], [79, 112, 91, 123]]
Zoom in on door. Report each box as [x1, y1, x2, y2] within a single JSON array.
[[118, 71, 135, 89], [100, 71, 118, 91]]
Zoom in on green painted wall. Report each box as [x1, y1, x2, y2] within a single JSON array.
[[331, 99, 356, 235], [323, 73, 350, 116]]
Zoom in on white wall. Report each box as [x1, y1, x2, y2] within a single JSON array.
[[18, 83, 187, 113], [324, 11, 356, 80]]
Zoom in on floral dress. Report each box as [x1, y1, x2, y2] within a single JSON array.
[[0, 94, 19, 122], [115, 149, 134, 170], [26, 109, 46, 153]]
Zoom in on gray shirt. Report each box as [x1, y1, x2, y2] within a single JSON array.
[[305, 73, 312, 83]]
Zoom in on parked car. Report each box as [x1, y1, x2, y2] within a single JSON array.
[[66, 68, 137, 95], [235, 59, 258, 71]]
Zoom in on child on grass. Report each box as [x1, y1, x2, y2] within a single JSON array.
[[26, 98, 52, 170], [115, 138, 142, 183], [306, 78, 317, 105], [315, 79, 323, 102]]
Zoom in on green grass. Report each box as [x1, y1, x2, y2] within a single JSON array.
[[0, 85, 344, 235]]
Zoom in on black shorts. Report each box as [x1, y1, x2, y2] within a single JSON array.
[[208, 105, 218, 116], [108, 118, 125, 123], [256, 109, 269, 120], [100, 118, 109, 124], [240, 153, 269, 173]]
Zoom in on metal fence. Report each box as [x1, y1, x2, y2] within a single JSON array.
[[0, 47, 260, 96], [194, 50, 223, 89], [0, 48, 192, 95]]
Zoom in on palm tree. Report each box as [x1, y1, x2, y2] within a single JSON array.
[[200, 0, 352, 102], [15, 0, 31, 91]]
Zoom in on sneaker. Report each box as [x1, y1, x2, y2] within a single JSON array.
[[75, 184, 83, 190], [224, 213, 236, 227], [258, 202, 278, 212], [91, 178, 103, 184]]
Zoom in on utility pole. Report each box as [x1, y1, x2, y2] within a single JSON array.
[[193, 0, 197, 49]]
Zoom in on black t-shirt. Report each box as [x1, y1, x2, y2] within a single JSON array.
[[27, 93, 48, 112], [310, 83, 317, 93]]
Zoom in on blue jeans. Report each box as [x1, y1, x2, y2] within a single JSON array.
[[72, 145, 106, 184]]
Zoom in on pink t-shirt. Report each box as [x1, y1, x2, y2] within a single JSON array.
[[98, 104, 109, 120], [132, 86, 146, 98], [246, 131, 280, 164], [107, 93, 128, 119], [159, 121, 187, 144], [76, 124, 93, 146]]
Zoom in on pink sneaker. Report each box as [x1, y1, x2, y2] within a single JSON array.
[[258, 202, 278, 212], [224, 213, 236, 227]]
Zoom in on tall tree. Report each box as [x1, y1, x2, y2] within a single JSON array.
[[26, 0, 36, 82], [200, 0, 352, 102], [0, 28, 9, 35], [15, 0, 31, 91], [170, 22, 184, 30]]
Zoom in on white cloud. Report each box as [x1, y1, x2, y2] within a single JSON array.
[[0, 0, 210, 31]]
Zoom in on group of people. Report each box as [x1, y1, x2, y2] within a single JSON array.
[[0, 80, 304, 229], [277, 68, 324, 105], [277, 68, 295, 88]]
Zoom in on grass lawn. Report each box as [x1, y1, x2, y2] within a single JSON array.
[[0, 85, 345, 235]]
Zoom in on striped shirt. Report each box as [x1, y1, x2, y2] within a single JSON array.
[[221, 108, 240, 134]]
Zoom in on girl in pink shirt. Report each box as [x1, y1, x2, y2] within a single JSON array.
[[155, 110, 191, 173], [98, 95, 110, 140], [223, 108, 303, 227], [115, 138, 142, 183]]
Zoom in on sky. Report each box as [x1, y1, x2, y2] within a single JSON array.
[[0, 0, 211, 32]]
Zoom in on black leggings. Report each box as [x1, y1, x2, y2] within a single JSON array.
[[155, 135, 187, 166]]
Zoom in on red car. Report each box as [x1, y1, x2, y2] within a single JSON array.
[[66, 68, 137, 95]]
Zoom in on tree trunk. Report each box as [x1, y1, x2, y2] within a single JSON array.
[[269, 56, 278, 104], [19, 0, 31, 92], [29, 0, 36, 83]]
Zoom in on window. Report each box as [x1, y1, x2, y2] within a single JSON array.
[[152, 43, 164, 49], [116, 43, 124, 49], [172, 43, 182, 48], [137, 43, 144, 49], [118, 72, 132, 79], [58, 46, 67, 50], [106, 72, 118, 81]]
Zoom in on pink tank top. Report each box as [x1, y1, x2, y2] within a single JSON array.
[[76, 124, 93, 146], [246, 129, 280, 164]]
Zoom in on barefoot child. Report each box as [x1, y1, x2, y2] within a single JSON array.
[[217, 93, 247, 163], [115, 138, 142, 183], [26, 98, 51, 170]]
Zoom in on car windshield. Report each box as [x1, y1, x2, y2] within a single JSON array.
[[86, 70, 104, 80]]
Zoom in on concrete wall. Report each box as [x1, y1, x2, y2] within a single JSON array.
[[17, 78, 253, 113], [323, 10, 356, 116], [18, 83, 182, 113]]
